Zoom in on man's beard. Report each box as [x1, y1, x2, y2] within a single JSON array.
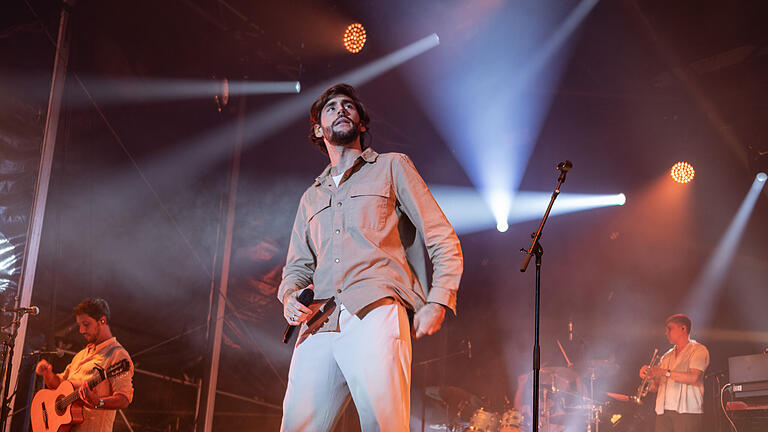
[[324, 120, 361, 146]]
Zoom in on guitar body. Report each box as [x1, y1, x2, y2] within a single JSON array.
[[30, 381, 85, 432]]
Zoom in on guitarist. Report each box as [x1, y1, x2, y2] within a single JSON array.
[[34, 298, 134, 431]]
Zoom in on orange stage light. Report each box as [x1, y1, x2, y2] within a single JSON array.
[[670, 161, 695, 184], [343, 23, 366, 53]]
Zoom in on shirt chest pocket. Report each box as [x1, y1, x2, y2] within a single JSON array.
[[348, 183, 392, 231], [307, 195, 332, 246]]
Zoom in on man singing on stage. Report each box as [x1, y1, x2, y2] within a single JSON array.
[[639, 314, 709, 432], [35, 298, 134, 431], [278, 83, 463, 431]]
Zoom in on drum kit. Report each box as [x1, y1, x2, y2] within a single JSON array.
[[423, 358, 650, 432]]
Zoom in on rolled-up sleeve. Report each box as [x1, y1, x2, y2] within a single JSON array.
[[109, 353, 134, 403], [689, 345, 709, 372], [278, 197, 317, 303], [391, 154, 463, 313]]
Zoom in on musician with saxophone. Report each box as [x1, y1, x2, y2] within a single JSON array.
[[638, 314, 709, 432], [34, 298, 134, 432]]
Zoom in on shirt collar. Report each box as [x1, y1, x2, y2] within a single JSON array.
[[673, 338, 693, 354], [313, 147, 379, 186], [87, 336, 116, 353], [360, 147, 379, 163]]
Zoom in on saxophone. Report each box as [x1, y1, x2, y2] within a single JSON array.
[[632, 348, 660, 404]]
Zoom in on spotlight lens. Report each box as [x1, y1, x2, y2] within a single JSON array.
[[670, 161, 695, 184], [618, 193, 626, 205], [496, 221, 509, 232], [343, 23, 367, 53], [757, 172, 767, 182]]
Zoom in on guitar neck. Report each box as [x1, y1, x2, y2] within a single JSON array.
[[57, 374, 105, 409], [52, 358, 128, 412]]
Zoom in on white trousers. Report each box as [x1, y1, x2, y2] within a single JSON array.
[[280, 303, 412, 432]]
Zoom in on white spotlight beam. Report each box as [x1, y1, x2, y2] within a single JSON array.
[[400, 1, 600, 244], [430, 186, 625, 235], [67, 78, 300, 107], [684, 173, 767, 326], [509, 191, 626, 224], [517, 0, 600, 85]]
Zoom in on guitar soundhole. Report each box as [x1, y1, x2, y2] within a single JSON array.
[[55, 394, 67, 416]]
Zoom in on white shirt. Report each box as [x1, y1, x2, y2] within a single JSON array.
[[331, 172, 343, 187], [655, 339, 709, 415], [57, 337, 134, 432]]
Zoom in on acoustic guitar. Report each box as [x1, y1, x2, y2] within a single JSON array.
[[30, 359, 129, 432]]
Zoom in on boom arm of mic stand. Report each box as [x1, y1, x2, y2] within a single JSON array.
[[520, 173, 567, 272]]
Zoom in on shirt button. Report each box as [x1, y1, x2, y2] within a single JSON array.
[[336, 202, 342, 207], [334, 258, 340, 263], [336, 289, 342, 293], [335, 229, 340, 234]]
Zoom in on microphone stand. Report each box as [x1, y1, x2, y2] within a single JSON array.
[[519, 160, 572, 432], [0, 310, 30, 432]]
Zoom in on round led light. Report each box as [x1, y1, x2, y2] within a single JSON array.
[[344, 23, 367, 54], [670, 161, 695, 184]]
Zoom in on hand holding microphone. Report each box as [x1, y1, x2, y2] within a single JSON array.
[[282, 289, 314, 344], [283, 289, 314, 325]]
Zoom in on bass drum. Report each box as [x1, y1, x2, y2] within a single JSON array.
[[468, 408, 499, 432], [499, 409, 523, 432]]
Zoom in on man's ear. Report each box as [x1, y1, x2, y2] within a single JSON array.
[[314, 124, 323, 138]]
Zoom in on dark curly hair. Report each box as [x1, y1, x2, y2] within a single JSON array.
[[309, 83, 370, 155], [73, 297, 111, 324]]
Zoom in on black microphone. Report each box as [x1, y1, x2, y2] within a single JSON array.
[[28, 348, 65, 358], [556, 160, 573, 172], [1, 305, 40, 315], [282, 289, 314, 344]]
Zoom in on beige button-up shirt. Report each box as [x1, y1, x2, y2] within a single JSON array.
[[278, 148, 463, 333], [57, 337, 134, 432], [655, 339, 709, 415]]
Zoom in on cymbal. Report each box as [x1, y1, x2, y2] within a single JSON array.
[[539, 366, 580, 387], [579, 359, 620, 377], [427, 423, 469, 431], [425, 386, 482, 408], [605, 392, 631, 402]]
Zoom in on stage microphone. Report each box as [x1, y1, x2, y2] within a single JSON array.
[[1, 305, 40, 315], [557, 160, 573, 172], [282, 289, 314, 344], [29, 348, 65, 358]]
